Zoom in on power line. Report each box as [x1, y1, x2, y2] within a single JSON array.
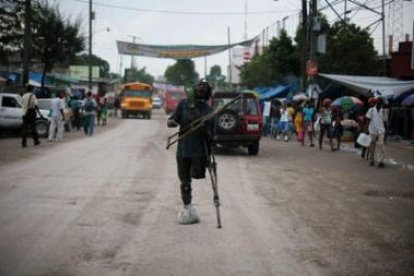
[[73, 0, 299, 16]]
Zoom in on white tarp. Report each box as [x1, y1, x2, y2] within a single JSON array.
[[319, 73, 414, 97], [117, 36, 259, 59]]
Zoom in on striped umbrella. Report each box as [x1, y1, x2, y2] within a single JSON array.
[[331, 96, 364, 110]]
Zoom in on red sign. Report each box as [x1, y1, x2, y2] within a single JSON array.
[[306, 60, 318, 76], [243, 51, 251, 61]]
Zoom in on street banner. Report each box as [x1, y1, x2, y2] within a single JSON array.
[[117, 37, 259, 59]]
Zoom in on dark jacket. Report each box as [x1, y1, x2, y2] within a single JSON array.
[[169, 99, 213, 157]]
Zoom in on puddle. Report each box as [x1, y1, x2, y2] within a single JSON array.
[[339, 145, 414, 172]]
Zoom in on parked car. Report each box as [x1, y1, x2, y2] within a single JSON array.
[[152, 96, 162, 109], [0, 93, 49, 137], [164, 89, 186, 115], [212, 91, 263, 155]]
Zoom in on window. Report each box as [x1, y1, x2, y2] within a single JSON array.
[[1, 96, 20, 108], [246, 98, 258, 115], [123, 90, 152, 98]]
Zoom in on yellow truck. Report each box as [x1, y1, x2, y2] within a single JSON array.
[[119, 82, 153, 119]]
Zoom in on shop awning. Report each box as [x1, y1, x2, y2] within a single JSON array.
[[318, 73, 414, 98], [47, 73, 79, 84], [259, 85, 290, 100]]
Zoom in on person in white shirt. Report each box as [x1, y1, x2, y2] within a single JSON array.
[[278, 104, 290, 141], [48, 91, 66, 142], [365, 97, 385, 167]]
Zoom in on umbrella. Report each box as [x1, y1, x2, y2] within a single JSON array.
[[293, 93, 308, 102], [331, 96, 364, 110], [401, 93, 414, 106]]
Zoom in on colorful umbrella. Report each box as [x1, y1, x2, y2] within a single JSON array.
[[293, 93, 308, 102], [401, 93, 414, 106], [331, 96, 364, 110]]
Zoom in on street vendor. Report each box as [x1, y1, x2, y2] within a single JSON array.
[[167, 79, 213, 224]]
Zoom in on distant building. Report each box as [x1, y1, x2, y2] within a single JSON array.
[[227, 47, 253, 84], [390, 40, 414, 80]]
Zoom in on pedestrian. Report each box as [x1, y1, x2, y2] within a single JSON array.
[[100, 98, 108, 126], [303, 100, 315, 147], [167, 79, 213, 225], [278, 104, 290, 141], [21, 86, 44, 147], [294, 107, 305, 146], [96, 96, 103, 126], [319, 98, 334, 151], [82, 92, 97, 136], [114, 96, 120, 117], [70, 95, 82, 131], [332, 115, 344, 151], [361, 97, 377, 159], [366, 97, 386, 167], [48, 91, 66, 142]]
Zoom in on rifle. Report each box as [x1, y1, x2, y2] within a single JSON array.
[[166, 94, 242, 150]]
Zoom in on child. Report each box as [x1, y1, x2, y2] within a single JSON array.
[[332, 115, 344, 151]]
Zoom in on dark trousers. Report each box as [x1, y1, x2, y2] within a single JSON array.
[[73, 109, 81, 130], [21, 109, 39, 146], [176, 156, 207, 205], [319, 123, 333, 149]]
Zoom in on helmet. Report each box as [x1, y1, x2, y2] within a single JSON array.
[[194, 79, 212, 101], [322, 98, 331, 107]]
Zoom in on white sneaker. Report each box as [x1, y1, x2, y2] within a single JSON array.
[[177, 204, 200, 225]]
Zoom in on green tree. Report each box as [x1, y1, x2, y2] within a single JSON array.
[[267, 29, 300, 81], [0, 0, 25, 64], [123, 67, 154, 84], [71, 54, 110, 78], [164, 59, 199, 86], [318, 22, 380, 75], [240, 29, 299, 88], [206, 65, 225, 88], [31, 3, 85, 89], [239, 53, 273, 88]]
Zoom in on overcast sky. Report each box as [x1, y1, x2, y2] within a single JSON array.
[[54, 0, 414, 79]]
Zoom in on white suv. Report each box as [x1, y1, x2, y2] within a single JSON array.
[[0, 93, 49, 136]]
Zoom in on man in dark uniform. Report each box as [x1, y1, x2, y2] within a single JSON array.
[[167, 80, 213, 224]]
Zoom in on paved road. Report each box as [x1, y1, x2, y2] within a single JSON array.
[[0, 109, 413, 276]]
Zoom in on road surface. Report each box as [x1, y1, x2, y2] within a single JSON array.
[[0, 109, 413, 276]]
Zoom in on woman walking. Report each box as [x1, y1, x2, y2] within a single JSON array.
[[319, 99, 334, 151]]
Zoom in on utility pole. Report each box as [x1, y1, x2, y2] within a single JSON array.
[[22, 0, 32, 88], [381, 0, 387, 75], [128, 35, 141, 69], [88, 0, 93, 90], [300, 0, 308, 91], [227, 27, 232, 85]]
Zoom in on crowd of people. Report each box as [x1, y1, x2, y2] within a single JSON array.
[[20, 86, 112, 147], [264, 96, 387, 168]]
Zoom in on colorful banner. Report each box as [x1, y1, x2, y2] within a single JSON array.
[[117, 37, 259, 59]]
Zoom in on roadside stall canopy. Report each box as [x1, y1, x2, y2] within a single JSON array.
[[47, 73, 79, 85], [258, 85, 290, 101], [318, 73, 414, 98]]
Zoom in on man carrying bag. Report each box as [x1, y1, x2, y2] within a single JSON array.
[[21, 86, 44, 148]]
